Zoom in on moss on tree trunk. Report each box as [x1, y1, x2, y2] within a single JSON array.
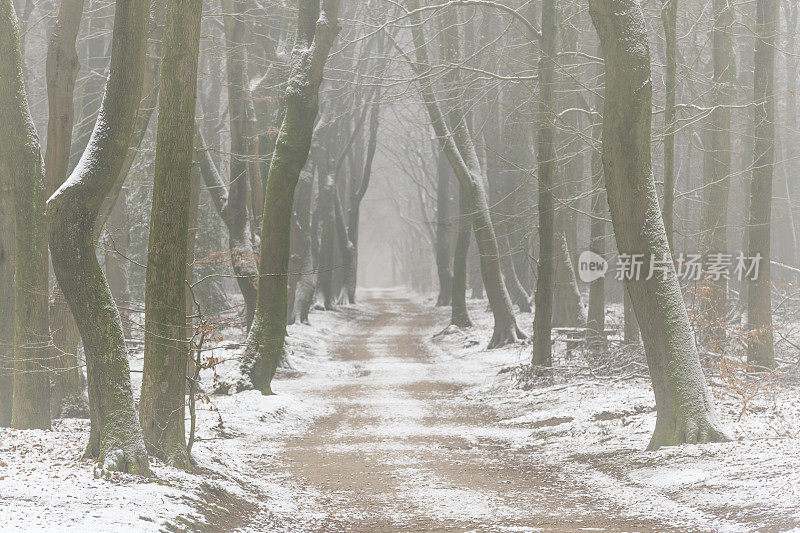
[[1, 0, 51, 431], [140, 0, 203, 470], [243, 0, 342, 394], [45, 0, 89, 420], [47, 0, 152, 475], [588, 0, 729, 449]]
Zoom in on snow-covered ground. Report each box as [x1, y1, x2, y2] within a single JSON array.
[[0, 306, 351, 532], [2, 289, 800, 531]]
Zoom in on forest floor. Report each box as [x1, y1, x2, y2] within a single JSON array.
[[2, 288, 800, 531]]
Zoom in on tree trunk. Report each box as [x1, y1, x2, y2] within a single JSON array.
[[47, 0, 151, 475], [104, 191, 132, 337], [243, 0, 341, 395], [222, 0, 259, 328], [661, 0, 677, 250], [288, 171, 314, 323], [747, 0, 777, 368], [586, 47, 606, 350], [435, 150, 454, 306], [700, 0, 736, 347], [140, 0, 202, 469], [552, 232, 587, 328], [345, 86, 382, 304], [451, 184, 473, 328], [0, 161, 13, 427], [532, 0, 558, 366], [318, 174, 337, 310], [94, 0, 167, 238], [1, 0, 51, 431], [408, 0, 522, 348], [623, 286, 640, 344], [588, 0, 728, 449]]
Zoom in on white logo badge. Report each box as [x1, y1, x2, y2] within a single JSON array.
[[578, 250, 608, 283]]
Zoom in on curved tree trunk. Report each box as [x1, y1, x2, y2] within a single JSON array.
[[1, 0, 51, 431], [408, 0, 522, 348], [45, 0, 89, 419], [47, 0, 151, 474], [589, 0, 728, 449], [93, 0, 167, 238], [243, 0, 341, 395], [140, 0, 202, 470], [532, 0, 558, 366]]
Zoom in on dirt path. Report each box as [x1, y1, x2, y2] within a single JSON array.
[[261, 291, 674, 532]]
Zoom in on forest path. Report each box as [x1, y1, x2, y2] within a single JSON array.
[[260, 290, 675, 532]]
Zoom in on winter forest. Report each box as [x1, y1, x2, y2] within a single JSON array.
[[2, 0, 800, 530]]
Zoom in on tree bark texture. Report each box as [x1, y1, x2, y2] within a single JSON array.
[[47, 0, 151, 474], [588, 0, 729, 449], [243, 0, 342, 395], [747, 0, 777, 368], [140, 0, 203, 469], [0, 0, 51, 430]]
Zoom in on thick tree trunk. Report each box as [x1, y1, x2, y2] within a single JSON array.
[[47, 0, 151, 474], [1, 0, 51, 431], [589, 0, 728, 449], [747, 0, 777, 368], [532, 0, 558, 366], [623, 286, 640, 344], [243, 0, 341, 395], [140, 0, 202, 469]]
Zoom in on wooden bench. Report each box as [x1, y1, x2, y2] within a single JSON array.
[[552, 327, 618, 354]]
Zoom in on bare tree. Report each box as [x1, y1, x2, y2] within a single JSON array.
[[140, 0, 203, 469], [747, 0, 777, 368], [243, 0, 342, 394], [588, 0, 728, 449], [0, 0, 51, 430], [48, 0, 152, 475]]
